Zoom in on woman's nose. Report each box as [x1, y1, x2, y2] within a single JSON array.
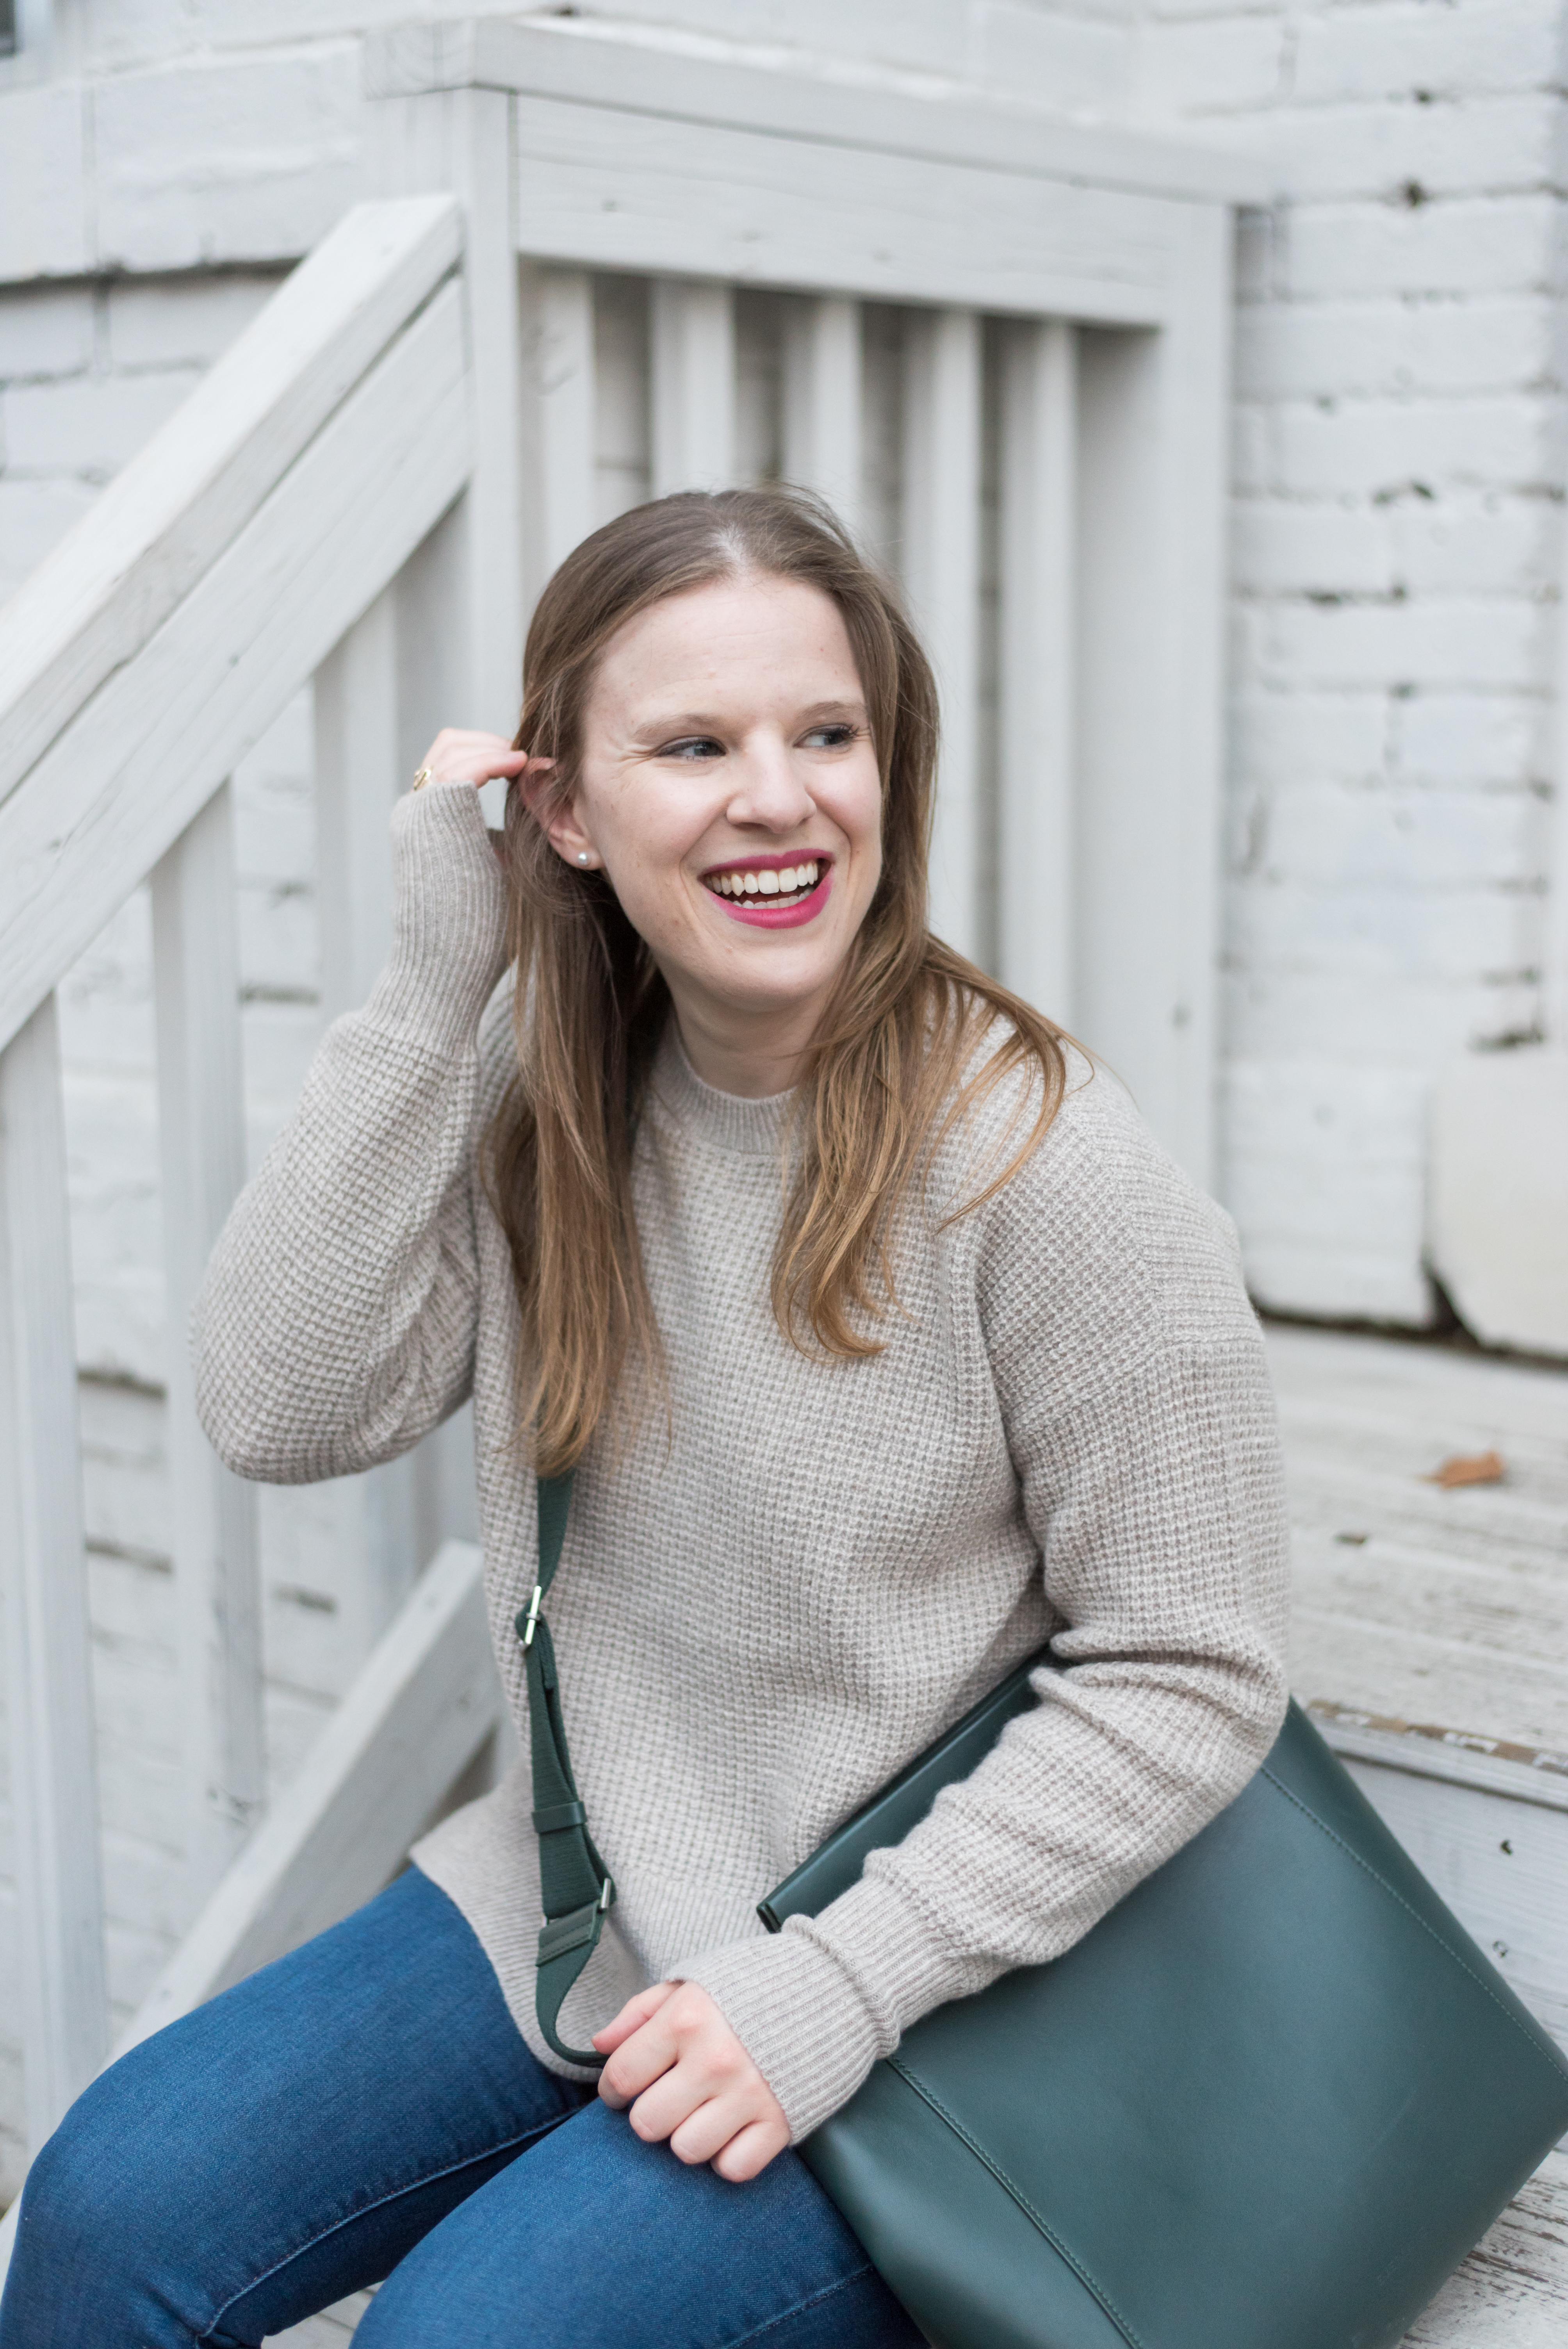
[[725, 744, 815, 832]]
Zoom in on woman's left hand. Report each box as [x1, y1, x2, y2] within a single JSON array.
[[593, 1981, 790, 2182]]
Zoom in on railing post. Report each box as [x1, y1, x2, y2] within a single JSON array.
[[0, 993, 108, 2146], [367, 87, 524, 725], [151, 783, 266, 1902], [315, 589, 399, 1017], [520, 263, 597, 611], [1076, 207, 1231, 1187], [651, 279, 736, 495], [999, 318, 1077, 1028], [902, 307, 984, 966], [314, 597, 422, 1653], [783, 297, 865, 543]]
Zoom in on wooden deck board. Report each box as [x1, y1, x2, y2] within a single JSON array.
[[1269, 1323, 1568, 1759]]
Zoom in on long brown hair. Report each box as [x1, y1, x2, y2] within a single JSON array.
[[489, 487, 1068, 1474]]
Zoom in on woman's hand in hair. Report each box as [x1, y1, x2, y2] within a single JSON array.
[[413, 727, 530, 792], [593, 1980, 790, 2182]]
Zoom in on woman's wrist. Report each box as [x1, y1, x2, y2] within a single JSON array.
[[362, 783, 510, 1055]]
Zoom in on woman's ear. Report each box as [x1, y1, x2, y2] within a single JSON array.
[[517, 756, 602, 870]]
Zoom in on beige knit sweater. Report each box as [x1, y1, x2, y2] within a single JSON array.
[[194, 781, 1291, 2141]]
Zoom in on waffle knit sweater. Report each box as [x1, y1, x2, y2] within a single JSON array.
[[194, 781, 1291, 2141]]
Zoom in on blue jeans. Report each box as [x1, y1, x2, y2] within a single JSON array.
[[0, 1868, 920, 2348]]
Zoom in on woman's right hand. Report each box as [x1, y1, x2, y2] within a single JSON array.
[[414, 727, 530, 794]]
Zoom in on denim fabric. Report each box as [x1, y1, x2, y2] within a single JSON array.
[[0, 1868, 920, 2349]]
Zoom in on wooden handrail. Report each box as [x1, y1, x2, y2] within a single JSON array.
[[0, 196, 478, 2164]]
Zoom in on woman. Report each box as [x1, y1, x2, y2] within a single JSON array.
[[1, 489, 1289, 2347]]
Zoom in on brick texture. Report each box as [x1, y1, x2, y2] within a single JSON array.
[[1134, 0, 1566, 1325]]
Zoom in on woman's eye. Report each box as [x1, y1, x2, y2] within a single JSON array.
[[801, 723, 857, 750], [658, 736, 725, 761]]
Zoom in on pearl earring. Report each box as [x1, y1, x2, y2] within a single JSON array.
[[577, 851, 590, 865]]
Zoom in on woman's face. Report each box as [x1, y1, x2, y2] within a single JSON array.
[[542, 572, 884, 1076]]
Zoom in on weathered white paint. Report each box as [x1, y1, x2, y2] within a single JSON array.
[[651, 277, 736, 496], [0, 994, 109, 2144], [1313, 1721, 1568, 2053], [117, 1541, 501, 2050], [315, 589, 399, 1021], [782, 296, 864, 542], [366, 18, 1268, 210], [998, 317, 1076, 1026], [0, 272, 472, 1055], [312, 588, 427, 1645], [150, 783, 266, 1900], [0, 196, 462, 809], [368, 88, 522, 732], [1076, 203, 1232, 1187], [519, 264, 597, 607], [901, 307, 984, 964]]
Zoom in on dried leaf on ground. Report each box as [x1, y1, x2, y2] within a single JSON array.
[[1425, 1448, 1505, 1489]]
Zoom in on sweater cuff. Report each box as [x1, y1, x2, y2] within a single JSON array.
[[676, 1872, 969, 2143], [361, 783, 510, 1057]]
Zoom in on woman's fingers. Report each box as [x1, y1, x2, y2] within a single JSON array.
[[711, 2118, 791, 2184], [597, 2002, 686, 2110], [594, 1982, 789, 2180], [664, 2091, 760, 2167], [415, 727, 531, 789], [592, 1981, 677, 2069]]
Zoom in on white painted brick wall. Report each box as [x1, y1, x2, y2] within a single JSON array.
[[1132, 0, 1566, 1324]]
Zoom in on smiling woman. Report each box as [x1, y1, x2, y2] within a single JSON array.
[[488, 494, 1066, 1485], [0, 489, 1291, 2349]]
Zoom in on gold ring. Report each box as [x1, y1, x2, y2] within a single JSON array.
[[411, 766, 436, 791]]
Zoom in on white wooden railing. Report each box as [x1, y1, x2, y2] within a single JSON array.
[[0, 25, 1270, 2266], [0, 192, 488, 2170]]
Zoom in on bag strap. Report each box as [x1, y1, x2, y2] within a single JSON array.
[[514, 1468, 616, 2067]]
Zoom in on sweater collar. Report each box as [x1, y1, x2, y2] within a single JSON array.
[[649, 1020, 797, 1160]]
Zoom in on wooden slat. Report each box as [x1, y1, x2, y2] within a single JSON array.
[[901, 307, 983, 965], [0, 197, 462, 811], [367, 89, 526, 731], [508, 96, 1187, 329], [782, 296, 864, 542], [150, 785, 265, 1903], [0, 994, 108, 2146], [998, 317, 1076, 1027], [1334, 1749, 1568, 2055], [367, 18, 1273, 208], [116, 1542, 503, 2053], [651, 278, 736, 495], [315, 591, 399, 1021], [520, 263, 597, 605], [1074, 205, 1233, 1187], [0, 275, 472, 1056], [314, 591, 423, 1653]]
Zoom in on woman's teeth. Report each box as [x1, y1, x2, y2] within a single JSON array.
[[707, 861, 821, 904]]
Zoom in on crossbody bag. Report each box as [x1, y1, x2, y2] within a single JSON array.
[[517, 1468, 1568, 2349]]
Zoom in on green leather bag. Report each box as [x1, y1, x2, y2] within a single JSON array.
[[759, 1660, 1568, 2349], [523, 1474, 1568, 2347]]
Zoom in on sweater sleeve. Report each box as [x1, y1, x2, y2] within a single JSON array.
[[192, 783, 510, 1485], [679, 1073, 1292, 2142]]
